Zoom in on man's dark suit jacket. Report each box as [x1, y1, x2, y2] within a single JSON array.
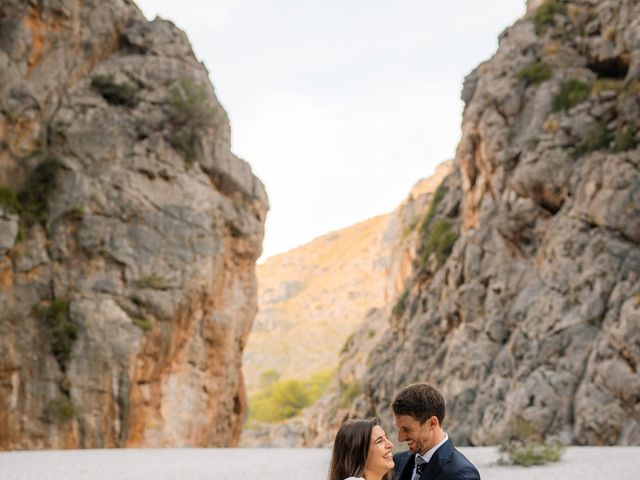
[[392, 438, 480, 480]]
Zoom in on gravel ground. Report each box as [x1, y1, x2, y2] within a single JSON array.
[[459, 446, 640, 480], [0, 447, 638, 480]]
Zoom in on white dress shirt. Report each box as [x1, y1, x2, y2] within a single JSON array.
[[412, 433, 449, 480]]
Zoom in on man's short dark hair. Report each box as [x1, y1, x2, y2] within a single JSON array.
[[392, 382, 445, 425]]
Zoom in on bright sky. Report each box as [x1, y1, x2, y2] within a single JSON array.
[[135, 1, 525, 260]]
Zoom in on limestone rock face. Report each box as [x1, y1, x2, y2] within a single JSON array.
[[308, 0, 640, 446], [0, 0, 267, 449]]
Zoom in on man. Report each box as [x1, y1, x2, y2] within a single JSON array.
[[392, 383, 480, 480]]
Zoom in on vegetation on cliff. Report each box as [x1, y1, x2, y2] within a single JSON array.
[[39, 299, 76, 372], [167, 77, 226, 167], [532, 0, 565, 35]]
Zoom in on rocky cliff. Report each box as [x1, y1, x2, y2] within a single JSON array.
[[0, 0, 267, 449], [307, 0, 640, 446]]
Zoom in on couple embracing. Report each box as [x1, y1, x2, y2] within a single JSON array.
[[328, 383, 480, 480]]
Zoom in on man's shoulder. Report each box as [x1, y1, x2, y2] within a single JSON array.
[[451, 446, 477, 467], [446, 447, 480, 479]]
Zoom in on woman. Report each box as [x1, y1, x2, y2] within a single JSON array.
[[328, 418, 394, 480]]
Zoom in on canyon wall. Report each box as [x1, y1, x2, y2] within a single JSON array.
[[0, 0, 267, 448], [307, 0, 640, 446]]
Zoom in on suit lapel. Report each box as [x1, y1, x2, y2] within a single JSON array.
[[399, 453, 416, 480], [419, 439, 453, 480]]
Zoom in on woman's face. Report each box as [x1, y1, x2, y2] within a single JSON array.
[[365, 425, 394, 477]]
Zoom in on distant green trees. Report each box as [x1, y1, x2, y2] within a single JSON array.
[[248, 369, 332, 423]]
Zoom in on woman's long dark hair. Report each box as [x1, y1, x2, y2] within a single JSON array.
[[328, 418, 379, 480]]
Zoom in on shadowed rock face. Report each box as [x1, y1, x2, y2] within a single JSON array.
[[306, 0, 640, 446], [0, 0, 267, 449]]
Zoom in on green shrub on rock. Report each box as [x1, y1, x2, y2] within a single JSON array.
[[46, 395, 76, 423], [134, 275, 166, 290], [533, 0, 566, 35], [517, 62, 552, 85], [419, 181, 447, 234], [571, 122, 638, 156], [420, 219, 457, 267], [339, 332, 355, 354], [0, 186, 19, 212], [0, 156, 62, 245], [167, 78, 226, 167], [613, 123, 639, 152], [132, 317, 154, 332], [17, 156, 62, 227], [553, 79, 590, 111], [40, 299, 77, 370], [392, 288, 410, 318], [573, 122, 612, 156], [168, 78, 220, 127]]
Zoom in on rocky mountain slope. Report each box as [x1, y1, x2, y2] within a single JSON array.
[[245, 214, 391, 394], [0, 0, 267, 449], [306, 0, 640, 446]]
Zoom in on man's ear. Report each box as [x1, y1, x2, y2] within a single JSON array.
[[428, 416, 439, 429]]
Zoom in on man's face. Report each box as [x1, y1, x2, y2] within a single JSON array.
[[394, 414, 437, 455]]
